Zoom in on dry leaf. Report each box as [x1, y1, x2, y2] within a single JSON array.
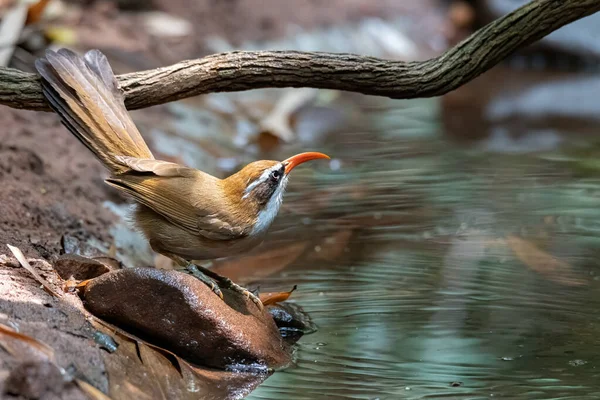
[[63, 278, 79, 292], [102, 337, 157, 400], [260, 285, 297, 306], [0, 323, 55, 362], [63, 278, 92, 293], [25, 0, 50, 25], [91, 319, 200, 400], [7, 244, 62, 298], [93, 317, 267, 400], [506, 235, 587, 287]]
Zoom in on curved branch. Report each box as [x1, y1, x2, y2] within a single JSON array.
[[0, 0, 598, 111]]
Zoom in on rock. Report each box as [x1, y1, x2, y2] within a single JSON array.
[[4, 360, 68, 399], [92, 256, 123, 271], [83, 268, 291, 371], [268, 302, 317, 343], [60, 234, 106, 259], [54, 254, 114, 281]]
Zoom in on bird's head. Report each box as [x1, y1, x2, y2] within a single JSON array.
[[224, 152, 329, 233]]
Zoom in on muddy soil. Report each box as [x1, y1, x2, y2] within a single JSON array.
[[0, 110, 116, 259]]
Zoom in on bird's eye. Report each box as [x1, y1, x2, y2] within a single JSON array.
[[270, 169, 282, 182]]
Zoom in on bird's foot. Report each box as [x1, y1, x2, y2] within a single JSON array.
[[190, 263, 264, 311], [184, 263, 223, 299], [218, 276, 264, 311]]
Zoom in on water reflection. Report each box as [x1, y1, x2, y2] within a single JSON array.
[[223, 71, 600, 399]]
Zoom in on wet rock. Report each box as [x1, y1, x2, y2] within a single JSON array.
[[4, 360, 69, 399], [54, 254, 114, 281], [83, 268, 291, 371], [268, 302, 317, 343]]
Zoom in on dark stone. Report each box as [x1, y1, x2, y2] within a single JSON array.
[[83, 268, 292, 371], [268, 303, 317, 344], [54, 254, 113, 280], [92, 256, 123, 270], [4, 360, 67, 398]]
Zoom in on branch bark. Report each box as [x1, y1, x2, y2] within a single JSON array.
[[0, 0, 599, 112]]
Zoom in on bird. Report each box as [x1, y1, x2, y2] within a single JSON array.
[[35, 48, 329, 309]]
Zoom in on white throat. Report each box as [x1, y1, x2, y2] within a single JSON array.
[[250, 175, 288, 235]]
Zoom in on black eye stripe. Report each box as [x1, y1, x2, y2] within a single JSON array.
[[269, 165, 284, 181]]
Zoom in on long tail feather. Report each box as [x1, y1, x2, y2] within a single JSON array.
[[35, 48, 153, 174]]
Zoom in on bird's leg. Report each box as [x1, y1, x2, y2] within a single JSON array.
[[164, 253, 223, 299], [161, 253, 263, 310], [190, 263, 264, 311]]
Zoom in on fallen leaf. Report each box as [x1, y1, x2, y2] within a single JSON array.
[[25, 0, 50, 25], [7, 244, 62, 298], [102, 336, 157, 400], [506, 235, 587, 287], [93, 318, 267, 400], [63, 278, 79, 292], [260, 285, 297, 306]]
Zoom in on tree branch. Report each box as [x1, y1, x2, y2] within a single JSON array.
[[0, 0, 598, 112]]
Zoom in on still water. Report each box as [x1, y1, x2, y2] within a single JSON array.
[[193, 71, 600, 399]]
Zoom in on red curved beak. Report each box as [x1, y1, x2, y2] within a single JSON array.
[[283, 152, 330, 174]]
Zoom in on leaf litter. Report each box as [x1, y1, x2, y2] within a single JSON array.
[[3, 244, 271, 399]]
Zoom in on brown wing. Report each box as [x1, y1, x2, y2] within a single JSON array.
[[114, 156, 191, 177], [106, 160, 250, 240]]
